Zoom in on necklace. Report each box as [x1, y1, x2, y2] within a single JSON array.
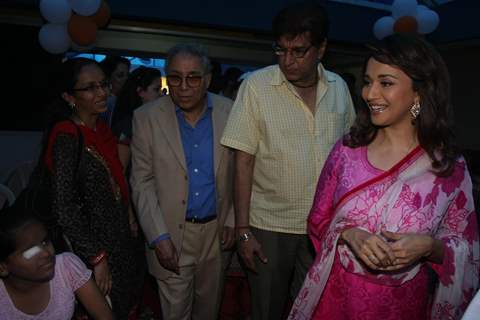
[[71, 114, 96, 131]]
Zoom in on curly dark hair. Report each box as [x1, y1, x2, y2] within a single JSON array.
[[112, 66, 162, 127], [99, 55, 131, 78], [345, 34, 458, 177]]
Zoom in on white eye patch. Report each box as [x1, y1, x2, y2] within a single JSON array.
[[22, 245, 42, 259]]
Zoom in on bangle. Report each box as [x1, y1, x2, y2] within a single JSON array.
[[235, 225, 250, 229], [89, 250, 108, 266]]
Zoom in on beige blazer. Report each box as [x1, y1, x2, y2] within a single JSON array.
[[130, 93, 235, 279]]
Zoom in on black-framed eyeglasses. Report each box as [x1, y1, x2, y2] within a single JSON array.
[[166, 74, 204, 88], [272, 43, 314, 58], [73, 80, 111, 94]]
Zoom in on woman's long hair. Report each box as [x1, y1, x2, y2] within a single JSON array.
[[345, 34, 458, 176], [111, 66, 161, 128]]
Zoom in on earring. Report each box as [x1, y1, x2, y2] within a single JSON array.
[[69, 102, 76, 112], [410, 101, 420, 120]]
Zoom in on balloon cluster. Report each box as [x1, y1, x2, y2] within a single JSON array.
[[373, 0, 439, 40], [38, 0, 111, 54]]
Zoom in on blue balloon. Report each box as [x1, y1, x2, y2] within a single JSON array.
[[391, 0, 418, 19], [70, 0, 101, 16], [39, 0, 72, 24], [38, 23, 71, 54], [417, 9, 440, 34], [373, 16, 395, 40]]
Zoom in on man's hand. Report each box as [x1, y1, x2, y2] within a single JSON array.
[[154, 239, 179, 274], [222, 226, 235, 250], [237, 230, 268, 272]]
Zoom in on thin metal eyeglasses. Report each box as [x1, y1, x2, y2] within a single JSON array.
[[166, 74, 204, 88], [272, 43, 314, 58], [73, 80, 111, 93]]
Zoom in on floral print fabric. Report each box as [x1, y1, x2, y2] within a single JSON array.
[[289, 140, 479, 320]]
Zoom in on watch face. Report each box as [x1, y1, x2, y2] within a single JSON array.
[[238, 232, 251, 242]]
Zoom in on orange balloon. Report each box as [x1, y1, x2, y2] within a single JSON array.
[[393, 16, 418, 34], [68, 14, 97, 46], [90, 1, 111, 28]]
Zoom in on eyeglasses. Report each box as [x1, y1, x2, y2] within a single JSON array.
[[73, 80, 111, 94], [272, 43, 314, 58], [166, 74, 204, 88]]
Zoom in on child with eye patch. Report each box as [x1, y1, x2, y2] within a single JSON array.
[[0, 199, 113, 320]]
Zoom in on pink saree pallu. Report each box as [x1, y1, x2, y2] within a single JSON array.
[[289, 142, 480, 320]]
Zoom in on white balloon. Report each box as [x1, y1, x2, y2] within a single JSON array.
[[417, 9, 439, 34], [373, 16, 395, 40], [38, 23, 71, 54], [39, 0, 71, 24], [416, 5, 429, 13], [391, 0, 418, 19], [70, 0, 101, 16]]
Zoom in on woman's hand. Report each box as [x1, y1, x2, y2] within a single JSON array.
[[93, 259, 112, 296], [380, 231, 436, 270], [128, 206, 139, 238], [341, 228, 395, 270]]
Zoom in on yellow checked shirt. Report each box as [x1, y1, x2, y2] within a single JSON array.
[[221, 64, 356, 234]]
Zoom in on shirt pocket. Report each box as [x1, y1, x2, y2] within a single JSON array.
[[316, 111, 346, 146]]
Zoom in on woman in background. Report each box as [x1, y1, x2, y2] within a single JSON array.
[[99, 55, 131, 126], [289, 34, 479, 320], [111, 66, 162, 170]]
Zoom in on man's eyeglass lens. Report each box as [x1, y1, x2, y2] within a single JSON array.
[[167, 75, 203, 88], [272, 44, 313, 58]]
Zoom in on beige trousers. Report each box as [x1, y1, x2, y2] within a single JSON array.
[[156, 219, 222, 320]]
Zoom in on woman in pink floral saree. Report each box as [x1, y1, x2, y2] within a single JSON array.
[[289, 34, 479, 320]]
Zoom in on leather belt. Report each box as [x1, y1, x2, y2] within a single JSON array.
[[185, 215, 217, 224]]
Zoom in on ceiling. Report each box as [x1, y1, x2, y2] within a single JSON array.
[[2, 0, 479, 69], [7, 0, 480, 45]]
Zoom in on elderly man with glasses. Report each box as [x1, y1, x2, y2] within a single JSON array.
[[221, 3, 356, 319], [130, 43, 235, 320]]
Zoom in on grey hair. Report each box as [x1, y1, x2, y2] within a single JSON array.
[[165, 43, 212, 74]]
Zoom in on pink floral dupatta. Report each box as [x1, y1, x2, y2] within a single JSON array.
[[289, 144, 479, 320]]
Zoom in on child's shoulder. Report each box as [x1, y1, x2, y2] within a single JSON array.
[[56, 252, 85, 266], [55, 253, 91, 291]]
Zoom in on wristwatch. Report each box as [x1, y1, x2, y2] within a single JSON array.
[[237, 231, 252, 243]]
